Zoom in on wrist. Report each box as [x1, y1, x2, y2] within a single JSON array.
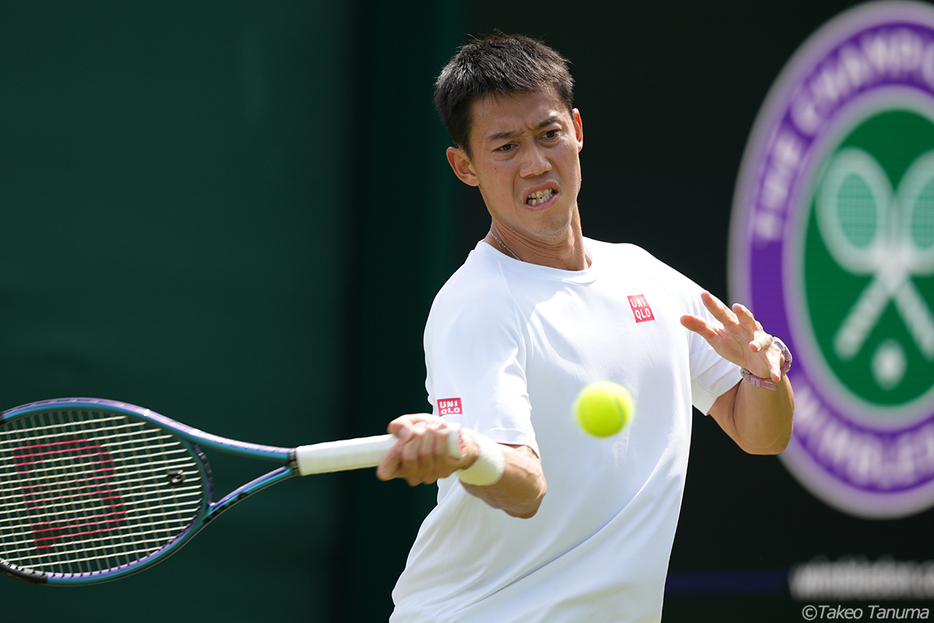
[[456, 429, 505, 486], [740, 337, 792, 390]]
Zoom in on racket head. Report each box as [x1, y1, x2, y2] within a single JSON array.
[[0, 398, 212, 585]]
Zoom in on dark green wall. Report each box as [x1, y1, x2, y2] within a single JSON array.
[[0, 1, 460, 621]]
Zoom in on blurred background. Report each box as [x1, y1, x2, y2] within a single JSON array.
[[1, 0, 930, 621]]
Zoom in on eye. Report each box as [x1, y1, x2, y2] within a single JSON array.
[[495, 143, 516, 153], [541, 129, 560, 141]]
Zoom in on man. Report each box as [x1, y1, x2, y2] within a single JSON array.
[[376, 33, 794, 622]]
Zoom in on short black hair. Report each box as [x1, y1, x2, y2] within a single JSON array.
[[433, 33, 575, 155]]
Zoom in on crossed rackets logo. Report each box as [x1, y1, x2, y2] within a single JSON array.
[[733, 3, 934, 518], [816, 147, 934, 385]]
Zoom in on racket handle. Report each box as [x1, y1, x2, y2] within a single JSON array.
[[295, 434, 397, 475], [294, 428, 463, 476], [447, 425, 464, 459]]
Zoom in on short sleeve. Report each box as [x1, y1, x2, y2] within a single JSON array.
[[423, 255, 539, 454]]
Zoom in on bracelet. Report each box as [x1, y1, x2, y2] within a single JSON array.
[[456, 429, 505, 486], [740, 337, 792, 391]]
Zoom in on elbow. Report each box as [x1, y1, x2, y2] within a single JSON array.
[[743, 438, 789, 456], [771, 430, 792, 455], [741, 421, 794, 456], [767, 404, 795, 455], [501, 473, 548, 519], [739, 393, 795, 456], [505, 483, 546, 519], [462, 475, 547, 518], [507, 506, 538, 519]]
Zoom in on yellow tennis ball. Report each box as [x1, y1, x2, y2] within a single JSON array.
[[574, 381, 634, 437]]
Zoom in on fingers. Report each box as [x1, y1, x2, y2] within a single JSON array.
[[731, 302, 764, 333], [716, 295, 784, 379], [679, 313, 714, 338], [729, 302, 770, 353], [377, 414, 466, 486], [700, 291, 734, 322], [700, 291, 767, 341], [387, 413, 437, 439], [376, 447, 401, 481], [684, 292, 743, 342], [687, 292, 781, 375]]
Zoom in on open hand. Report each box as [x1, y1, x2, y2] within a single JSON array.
[[680, 291, 786, 385]]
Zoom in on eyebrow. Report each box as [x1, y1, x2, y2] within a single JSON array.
[[484, 115, 562, 144]]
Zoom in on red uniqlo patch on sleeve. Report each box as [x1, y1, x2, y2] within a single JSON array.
[[628, 294, 655, 323], [437, 398, 463, 416]]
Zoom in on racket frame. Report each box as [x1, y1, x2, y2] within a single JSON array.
[[0, 398, 302, 585], [0, 397, 448, 586]]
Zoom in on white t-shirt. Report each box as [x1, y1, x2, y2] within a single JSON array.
[[391, 239, 741, 623]]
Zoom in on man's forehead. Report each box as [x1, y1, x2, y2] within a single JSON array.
[[470, 90, 570, 142]]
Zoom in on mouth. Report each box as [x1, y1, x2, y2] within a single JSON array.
[[526, 188, 557, 207]]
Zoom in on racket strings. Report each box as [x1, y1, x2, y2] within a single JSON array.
[[0, 409, 205, 578]]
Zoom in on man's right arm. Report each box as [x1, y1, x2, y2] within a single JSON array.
[[375, 413, 546, 519]]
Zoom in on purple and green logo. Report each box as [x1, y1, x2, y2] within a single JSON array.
[[730, 1, 934, 518]]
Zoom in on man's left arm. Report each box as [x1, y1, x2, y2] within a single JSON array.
[[680, 291, 795, 455]]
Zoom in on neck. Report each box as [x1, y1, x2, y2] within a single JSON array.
[[486, 218, 590, 271]]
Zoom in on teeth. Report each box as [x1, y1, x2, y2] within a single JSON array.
[[526, 189, 555, 206]]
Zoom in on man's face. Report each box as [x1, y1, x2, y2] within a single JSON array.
[[447, 88, 584, 249]]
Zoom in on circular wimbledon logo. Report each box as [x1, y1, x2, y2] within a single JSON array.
[[730, 1, 934, 518]]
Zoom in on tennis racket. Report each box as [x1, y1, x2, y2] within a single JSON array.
[[0, 397, 460, 585]]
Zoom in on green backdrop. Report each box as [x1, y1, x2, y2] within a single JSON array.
[[0, 1, 460, 620]]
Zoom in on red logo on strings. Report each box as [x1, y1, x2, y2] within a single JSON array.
[[628, 294, 655, 323], [437, 398, 463, 416], [14, 439, 126, 551]]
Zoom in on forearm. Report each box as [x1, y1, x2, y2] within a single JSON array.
[[682, 292, 796, 455], [722, 376, 795, 455], [376, 414, 546, 517], [461, 444, 546, 518]]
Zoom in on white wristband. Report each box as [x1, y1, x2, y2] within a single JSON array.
[[456, 429, 505, 486]]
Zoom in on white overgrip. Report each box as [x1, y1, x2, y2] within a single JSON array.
[[294, 434, 397, 475], [292, 427, 465, 477]]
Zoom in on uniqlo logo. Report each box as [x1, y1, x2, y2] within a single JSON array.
[[628, 294, 655, 323], [437, 398, 463, 416]]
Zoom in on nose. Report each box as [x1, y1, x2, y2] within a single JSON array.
[[519, 144, 551, 178]]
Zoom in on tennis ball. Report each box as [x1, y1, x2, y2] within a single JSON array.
[[574, 381, 634, 437]]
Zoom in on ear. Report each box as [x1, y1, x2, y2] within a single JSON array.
[[446, 146, 480, 187], [572, 108, 583, 152]]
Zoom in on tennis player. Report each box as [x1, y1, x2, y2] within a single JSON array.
[[376, 33, 794, 622]]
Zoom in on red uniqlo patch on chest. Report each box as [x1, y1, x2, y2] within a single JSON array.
[[437, 398, 463, 416], [628, 294, 655, 323]]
